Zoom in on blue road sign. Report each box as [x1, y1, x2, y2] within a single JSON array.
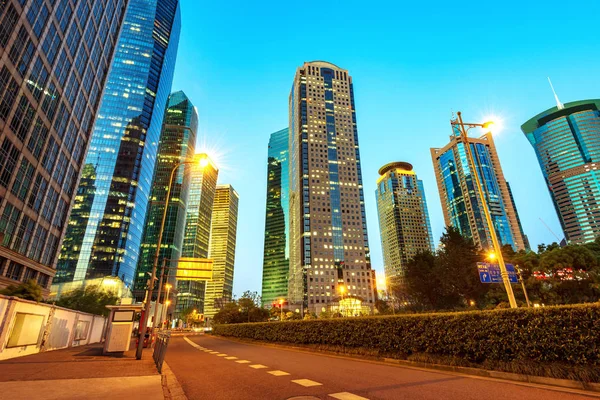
[[477, 262, 518, 283]]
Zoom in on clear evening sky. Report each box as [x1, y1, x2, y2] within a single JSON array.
[[171, 0, 600, 297]]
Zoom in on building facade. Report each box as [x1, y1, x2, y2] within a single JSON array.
[[0, 0, 128, 293], [261, 128, 289, 307], [205, 184, 239, 320], [133, 91, 197, 301], [522, 100, 600, 244], [55, 0, 181, 287], [288, 61, 377, 315], [376, 162, 434, 293], [431, 132, 527, 251], [176, 154, 218, 314]]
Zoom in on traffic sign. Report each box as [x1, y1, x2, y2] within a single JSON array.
[[477, 262, 518, 283]]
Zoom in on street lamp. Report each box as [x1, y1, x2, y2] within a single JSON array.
[[339, 285, 345, 317], [451, 112, 517, 309], [161, 283, 172, 329], [136, 154, 210, 359], [278, 299, 284, 321]]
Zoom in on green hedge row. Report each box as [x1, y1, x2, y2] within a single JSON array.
[[213, 304, 600, 365]]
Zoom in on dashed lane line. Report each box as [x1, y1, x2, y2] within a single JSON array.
[[267, 370, 290, 377], [291, 379, 322, 387], [209, 351, 220, 354], [225, 356, 238, 360], [236, 360, 251, 364], [249, 364, 268, 369], [329, 392, 369, 400], [217, 354, 228, 357]]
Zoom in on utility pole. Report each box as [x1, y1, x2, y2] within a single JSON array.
[[516, 265, 531, 307]]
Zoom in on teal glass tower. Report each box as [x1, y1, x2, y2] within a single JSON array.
[[55, 0, 181, 287], [133, 91, 197, 301], [261, 128, 289, 307], [522, 99, 600, 244], [431, 132, 527, 251]]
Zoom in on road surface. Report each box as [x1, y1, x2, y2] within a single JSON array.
[[165, 335, 598, 400]]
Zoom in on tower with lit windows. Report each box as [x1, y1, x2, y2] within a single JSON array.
[[288, 61, 376, 315]]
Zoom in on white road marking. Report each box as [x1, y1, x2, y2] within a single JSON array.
[[236, 360, 251, 364], [291, 379, 322, 387], [329, 392, 369, 400], [217, 354, 228, 357], [249, 364, 268, 369], [209, 351, 220, 354], [267, 370, 290, 376], [225, 356, 238, 360]]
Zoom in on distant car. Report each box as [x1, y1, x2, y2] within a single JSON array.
[[203, 327, 213, 332]]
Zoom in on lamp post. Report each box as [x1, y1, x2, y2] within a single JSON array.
[[136, 154, 208, 360], [162, 283, 172, 328], [339, 285, 345, 317], [451, 112, 517, 309], [279, 299, 284, 321]]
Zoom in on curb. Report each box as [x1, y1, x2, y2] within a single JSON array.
[[161, 361, 188, 400], [210, 335, 600, 395]]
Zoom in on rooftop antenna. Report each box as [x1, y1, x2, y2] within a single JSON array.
[[547, 77, 564, 110]]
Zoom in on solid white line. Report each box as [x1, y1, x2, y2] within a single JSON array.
[[329, 392, 370, 400], [291, 379, 322, 387], [249, 364, 268, 369], [267, 370, 290, 376]]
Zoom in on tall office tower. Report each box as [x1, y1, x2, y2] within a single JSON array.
[[431, 132, 527, 251], [376, 162, 435, 293], [176, 154, 218, 314], [204, 184, 239, 320], [417, 180, 436, 251], [289, 61, 377, 315], [0, 0, 127, 293], [522, 99, 600, 244], [261, 128, 290, 307], [55, 0, 181, 287], [133, 91, 197, 301]]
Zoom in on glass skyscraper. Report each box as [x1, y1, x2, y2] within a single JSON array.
[[0, 0, 127, 293], [133, 91, 197, 301], [431, 131, 527, 251], [261, 128, 289, 307], [55, 0, 181, 287], [176, 154, 218, 314], [522, 99, 600, 244], [289, 61, 377, 314], [205, 184, 239, 321], [376, 162, 434, 293]]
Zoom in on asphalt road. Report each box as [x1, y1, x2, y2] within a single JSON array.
[[165, 335, 598, 400]]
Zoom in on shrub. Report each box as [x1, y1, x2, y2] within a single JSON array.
[[213, 304, 600, 367]]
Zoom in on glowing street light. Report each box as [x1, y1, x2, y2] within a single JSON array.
[[278, 299, 284, 321], [137, 153, 213, 359], [451, 112, 517, 309]]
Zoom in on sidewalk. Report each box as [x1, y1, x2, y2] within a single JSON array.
[[0, 342, 163, 400]]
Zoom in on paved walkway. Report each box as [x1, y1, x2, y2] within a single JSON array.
[[0, 342, 163, 400]]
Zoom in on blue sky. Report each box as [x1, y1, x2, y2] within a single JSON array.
[[171, 0, 600, 297]]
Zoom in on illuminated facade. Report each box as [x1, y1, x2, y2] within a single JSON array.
[[261, 128, 289, 307], [289, 61, 377, 315], [0, 0, 127, 293], [133, 91, 197, 301], [177, 154, 218, 314], [431, 132, 527, 251], [522, 100, 600, 244], [205, 184, 239, 320], [55, 0, 181, 287], [376, 162, 434, 292]]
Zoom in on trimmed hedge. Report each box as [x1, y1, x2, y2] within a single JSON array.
[[213, 304, 600, 366]]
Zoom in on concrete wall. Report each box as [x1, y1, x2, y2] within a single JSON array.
[[0, 295, 107, 360]]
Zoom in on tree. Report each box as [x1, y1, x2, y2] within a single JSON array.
[[0, 280, 43, 302], [374, 299, 391, 314], [212, 293, 270, 324], [55, 285, 119, 316]]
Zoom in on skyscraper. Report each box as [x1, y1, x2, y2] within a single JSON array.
[[134, 91, 197, 301], [376, 162, 434, 293], [522, 99, 600, 244], [0, 0, 127, 293], [55, 0, 181, 287], [261, 128, 289, 307], [177, 154, 218, 314], [431, 131, 527, 251], [289, 61, 377, 315], [205, 184, 239, 320]]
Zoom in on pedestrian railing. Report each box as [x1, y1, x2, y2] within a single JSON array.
[[152, 330, 170, 373]]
